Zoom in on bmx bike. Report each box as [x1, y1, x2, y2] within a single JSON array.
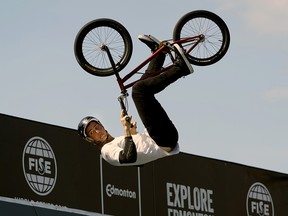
[[74, 10, 230, 116]]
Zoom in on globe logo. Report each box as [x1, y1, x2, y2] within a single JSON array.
[[246, 182, 274, 216], [22, 137, 57, 196]]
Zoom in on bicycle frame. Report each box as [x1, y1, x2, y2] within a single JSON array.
[[106, 34, 204, 96], [104, 34, 203, 115], [117, 47, 172, 93], [74, 10, 230, 118]]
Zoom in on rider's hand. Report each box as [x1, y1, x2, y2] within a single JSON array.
[[120, 110, 137, 136], [130, 122, 137, 135], [120, 110, 132, 127]]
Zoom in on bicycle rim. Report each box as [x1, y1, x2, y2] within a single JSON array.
[[83, 27, 125, 70], [174, 10, 230, 66], [74, 19, 133, 76]]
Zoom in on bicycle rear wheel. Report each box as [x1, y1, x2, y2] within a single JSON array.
[[74, 18, 133, 76], [173, 10, 230, 66]]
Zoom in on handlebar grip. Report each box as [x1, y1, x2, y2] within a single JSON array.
[[118, 96, 133, 128]]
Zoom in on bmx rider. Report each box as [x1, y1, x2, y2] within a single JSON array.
[[78, 35, 193, 166]]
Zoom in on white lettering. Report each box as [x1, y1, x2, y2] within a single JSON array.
[[180, 185, 188, 208], [193, 187, 200, 211], [200, 188, 207, 211], [167, 183, 174, 207], [207, 190, 214, 213], [168, 208, 213, 216], [251, 201, 269, 215], [166, 183, 214, 214], [28, 158, 51, 175], [45, 161, 51, 174], [174, 183, 181, 207], [106, 184, 136, 199], [29, 158, 35, 170], [188, 186, 194, 210]]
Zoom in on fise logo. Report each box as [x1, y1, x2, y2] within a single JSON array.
[[246, 182, 274, 216], [22, 137, 57, 196]]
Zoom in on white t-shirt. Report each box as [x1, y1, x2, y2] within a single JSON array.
[[101, 129, 179, 166]]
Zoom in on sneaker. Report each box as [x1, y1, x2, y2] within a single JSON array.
[[174, 44, 194, 75], [138, 34, 160, 52]]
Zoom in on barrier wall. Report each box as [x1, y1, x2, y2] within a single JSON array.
[[0, 113, 287, 216]]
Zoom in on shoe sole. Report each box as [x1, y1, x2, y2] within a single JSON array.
[[147, 35, 161, 45], [138, 35, 160, 45], [174, 44, 194, 74]]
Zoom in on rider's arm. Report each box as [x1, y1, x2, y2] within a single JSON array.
[[119, 111, 137, 164], [119, 134, 137, 164]]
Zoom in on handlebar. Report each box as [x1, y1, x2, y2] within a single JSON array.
[[118, 95, 133, 128]]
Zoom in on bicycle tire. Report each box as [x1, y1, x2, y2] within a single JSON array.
[[173, 10, 230, 66], [74, 18, 133, 76]]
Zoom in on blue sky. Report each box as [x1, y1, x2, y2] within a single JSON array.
[[1, 0, 287, 173]]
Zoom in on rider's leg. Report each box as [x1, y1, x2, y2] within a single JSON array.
[[139, 35, 193, 76], [133, 89, 178, 148], [132, 63, 190, 148], [144, 52, 166, 76], [134, 36, 192, 148], [138, 34, 166, 76]]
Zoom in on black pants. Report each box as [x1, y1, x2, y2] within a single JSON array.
[[132, 53, 184, 149]]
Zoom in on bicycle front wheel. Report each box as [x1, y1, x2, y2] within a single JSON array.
[[173, 10, 230, 66], [74, 18, 133, 76]]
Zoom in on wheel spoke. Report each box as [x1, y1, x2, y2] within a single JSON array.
[[181, 17, 224, 60], [82, 26, 126, 71]]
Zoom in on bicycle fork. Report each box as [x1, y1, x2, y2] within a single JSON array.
[[102, 45, 132, 125], [101, 45, 127, 94]]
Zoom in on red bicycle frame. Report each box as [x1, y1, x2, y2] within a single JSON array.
[[106, 35, 203, 95]]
